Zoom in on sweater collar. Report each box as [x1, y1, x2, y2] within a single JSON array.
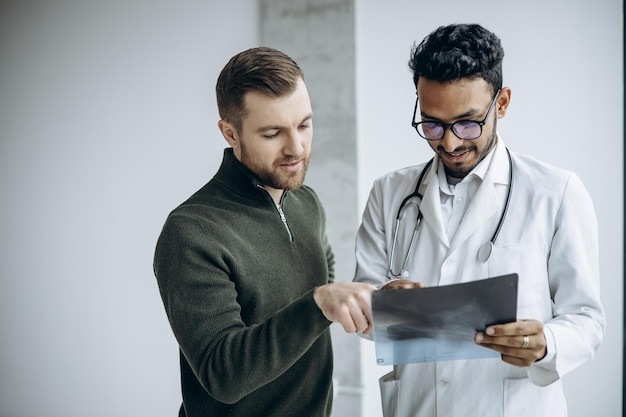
[[214, 148, 274, 202]]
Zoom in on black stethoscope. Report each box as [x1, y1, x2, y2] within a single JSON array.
[[388, 148, 514, 278]]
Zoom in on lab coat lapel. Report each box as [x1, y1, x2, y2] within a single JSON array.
[[448, 173, 499, 254], [448, 142, 510, 254], [419, 164, 450, 248]]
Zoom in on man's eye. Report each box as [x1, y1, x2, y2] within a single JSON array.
[[263, 131, 280, 139]]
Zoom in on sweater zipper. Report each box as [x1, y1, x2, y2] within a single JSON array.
[[256, 184, 294, 241], [275, 204, 293, 241]]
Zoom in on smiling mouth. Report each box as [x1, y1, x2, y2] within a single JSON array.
[[280, 159, 301, 166], [442, 148, 473, 159], [279, 159, 303, 172]]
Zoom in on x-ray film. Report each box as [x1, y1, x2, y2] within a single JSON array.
[[372, 274, 518, 365]]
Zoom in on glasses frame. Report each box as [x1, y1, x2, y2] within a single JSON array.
[[411, 88, 502, 141]]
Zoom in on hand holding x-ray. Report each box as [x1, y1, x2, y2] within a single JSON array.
[[372, 274, 518, 365]]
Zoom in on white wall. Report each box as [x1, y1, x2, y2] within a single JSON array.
[[356, 1, 623, 416], [0, 2, 257, 416]]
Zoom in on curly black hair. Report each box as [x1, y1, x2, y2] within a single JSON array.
[[409, 24, 504, 94]]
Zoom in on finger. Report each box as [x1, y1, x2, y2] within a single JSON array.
[[476, 332, 530, 349], [351, 309, 370, 334], [382, 280, 427, 290], [485, 319, 543, 337], [336, 303, 370, 334], [500, 354, 535, 367], [520, 334, 530, 349], [381, 280, 410, 290], [476, 337, 545, 367], [344, 322, 357, 333], [360, 313, 373, 336], [340, 316, 357, 333], [328, 304, 355, 333], [500, 346, 545, 367]]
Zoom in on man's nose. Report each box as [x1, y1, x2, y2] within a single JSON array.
[[283, 130, 305, 155], [439, 127, 464, 152]]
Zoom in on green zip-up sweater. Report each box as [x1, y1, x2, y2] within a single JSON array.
[[154, 148, 335, 416]]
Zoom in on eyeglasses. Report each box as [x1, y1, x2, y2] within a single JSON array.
[[411, 89, 501, 141]]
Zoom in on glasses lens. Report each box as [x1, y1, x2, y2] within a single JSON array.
[[452, 121, 482, 139], [417, 122, 444, 140]]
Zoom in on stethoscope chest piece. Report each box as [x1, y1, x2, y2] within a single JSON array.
[[477, 241, 493, 262]]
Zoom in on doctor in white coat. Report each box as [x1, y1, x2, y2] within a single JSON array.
[[354, 24, 605, 417]]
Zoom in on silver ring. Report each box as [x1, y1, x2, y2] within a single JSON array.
[[521, 335, 529, 349]]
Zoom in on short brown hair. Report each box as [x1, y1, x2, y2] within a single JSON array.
[[216, 47, 304, 132]]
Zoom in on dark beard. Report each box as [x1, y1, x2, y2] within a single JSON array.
[[441, 120, 498, 178]]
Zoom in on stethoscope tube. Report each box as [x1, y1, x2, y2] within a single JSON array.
[[477, 149, 513, 262], [388, 148, 513, 278], [388, 158, 433, 278]]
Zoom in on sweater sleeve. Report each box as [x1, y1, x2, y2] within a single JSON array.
[[154, 212, 332, 404]]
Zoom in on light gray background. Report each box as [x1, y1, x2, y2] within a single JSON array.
[[0, 1, 622, 417]]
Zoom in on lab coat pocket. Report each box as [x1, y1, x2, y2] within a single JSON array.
[[503, 377, 566, 417], [379, 369, 399, 417]]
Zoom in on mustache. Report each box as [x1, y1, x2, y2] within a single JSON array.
[[276, 155, 307, 165], [436, 145, 475, 153]]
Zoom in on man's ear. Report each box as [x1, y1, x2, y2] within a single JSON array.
[[496, 87, 512, 119], [218, 119, 239, 149]]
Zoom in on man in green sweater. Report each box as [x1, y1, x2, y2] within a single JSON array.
[[154, 47, 375, 416]]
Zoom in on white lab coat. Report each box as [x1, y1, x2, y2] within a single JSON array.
[[354, 140, 605, 417]]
